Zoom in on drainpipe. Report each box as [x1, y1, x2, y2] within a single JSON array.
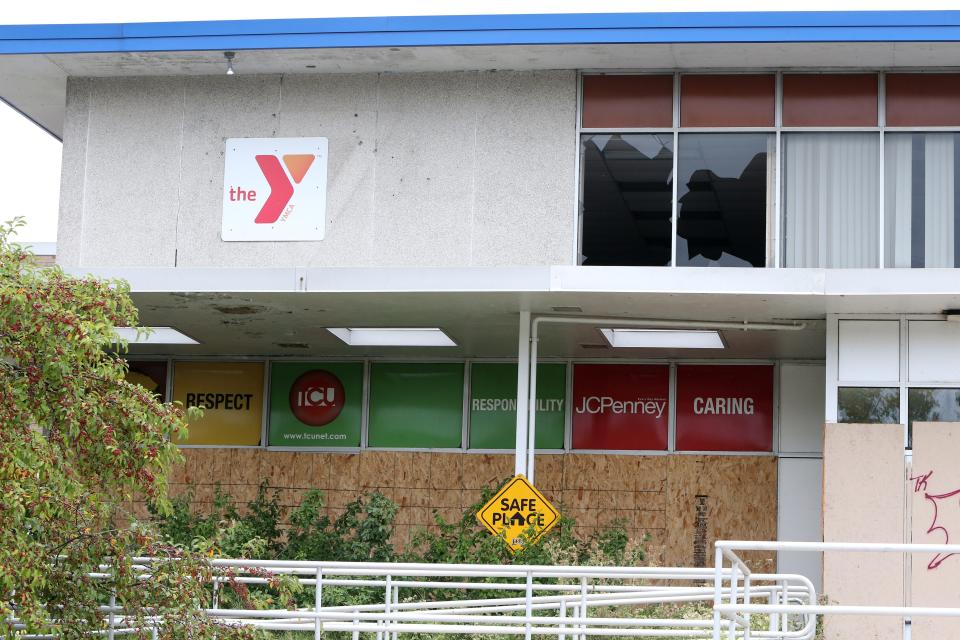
[[520, 316, 806, 483], [515, 311, 532, 477]]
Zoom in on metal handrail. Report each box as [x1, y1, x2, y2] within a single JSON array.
[[714, 540, 960, 640]]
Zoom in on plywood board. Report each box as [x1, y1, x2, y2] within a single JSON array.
[[823, 423, 905, 640], [910, 422, 960, 640], [664, 456, 778, 571], [170, 450, 775, 559]]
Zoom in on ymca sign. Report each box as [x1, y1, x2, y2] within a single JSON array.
[[222, 137, 328, 241]]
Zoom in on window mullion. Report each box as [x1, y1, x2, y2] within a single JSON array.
[[672, 72, 680, 267]]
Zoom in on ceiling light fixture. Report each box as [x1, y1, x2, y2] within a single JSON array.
[[114, 327, 200, 345], [224, 51, 236, 75], [599, 328, 725, 349], [327, 327, 457, 347]]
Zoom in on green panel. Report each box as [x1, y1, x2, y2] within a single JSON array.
[[268, 362, 363, 447], [469, 363, 566, 450], [368, 363, 465, 448]]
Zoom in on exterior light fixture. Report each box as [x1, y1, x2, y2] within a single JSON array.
[[114, 327, 200, 345], [599, 328, 725, 349], [326, 327, 457, 347], [224, 51, 236, 75]]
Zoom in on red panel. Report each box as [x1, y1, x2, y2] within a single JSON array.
[[782, 74, 878, 127], [572, 364, 669, 450], [680, 74, 775, 127], [886, 74, 960, 126], [675, 365, 773, 452], [581, 75, 674, 128]]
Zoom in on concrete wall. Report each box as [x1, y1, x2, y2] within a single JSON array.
[[58, 71, 577, 269], [151, 449, 778, 569]]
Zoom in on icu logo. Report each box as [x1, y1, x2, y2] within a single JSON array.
[[222, 137, 328, 242], [289, 369, 345, 427]]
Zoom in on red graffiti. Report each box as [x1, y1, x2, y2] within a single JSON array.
[[911, 469, 960, 570]]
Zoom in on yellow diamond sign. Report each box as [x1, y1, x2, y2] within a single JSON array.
[[476, 475, 561, 552]]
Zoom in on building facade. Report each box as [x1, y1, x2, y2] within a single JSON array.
[[6, 10, 960, 590]]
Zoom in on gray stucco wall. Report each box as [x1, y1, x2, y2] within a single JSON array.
[[56, 71, 577, 268]]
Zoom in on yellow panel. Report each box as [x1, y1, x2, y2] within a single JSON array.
[[172, 361, 264, 446]]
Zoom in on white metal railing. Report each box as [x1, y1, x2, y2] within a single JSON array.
[[15, 541, 960, 638], [5, 558, 813, 639], [714, 540, 960, 640]]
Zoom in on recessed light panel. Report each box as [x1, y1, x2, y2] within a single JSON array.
[[114, 327, 199, 345], [599, 328, 724, 349], [327, 327, 456, 347]]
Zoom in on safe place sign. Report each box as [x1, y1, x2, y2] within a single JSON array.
[[476, 475, 560, 552]]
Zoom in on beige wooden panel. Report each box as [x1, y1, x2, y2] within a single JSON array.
[[823, 423, 905, 640], [910, 422, 960, 640], [664, 456, 778, 571]]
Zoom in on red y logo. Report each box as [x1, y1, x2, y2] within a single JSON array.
[[254, 154, 315, 224]]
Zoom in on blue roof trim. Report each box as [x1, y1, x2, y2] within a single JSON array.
[[2, 11, 960, 54]]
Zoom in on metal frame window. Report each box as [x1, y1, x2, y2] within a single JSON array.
[[576, 70, 960, 269], [826, 313, 960, 450], [133, 355, 795, 457]]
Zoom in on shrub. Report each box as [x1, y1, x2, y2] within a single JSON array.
[[150, 483, 399, 563], [404, 477, 647, 568], [151, 477, 648, 568]]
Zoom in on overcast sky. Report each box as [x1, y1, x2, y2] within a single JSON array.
[[5, 0, 957, 242]]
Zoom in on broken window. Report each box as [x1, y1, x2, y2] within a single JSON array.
[[580, 134, 674, 266], [676, 133, 773, 267]]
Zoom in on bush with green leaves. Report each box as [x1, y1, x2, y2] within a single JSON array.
[[148, 476, 647, 612], [152, 482, 399, 563], [404, 479, 647, 568]]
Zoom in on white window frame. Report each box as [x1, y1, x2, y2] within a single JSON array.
[[576, 69, 960, 269]]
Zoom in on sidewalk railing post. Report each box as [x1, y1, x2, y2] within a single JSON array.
[[315, 567, 323, 640]]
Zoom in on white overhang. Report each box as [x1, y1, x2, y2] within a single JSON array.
[[67, 265, 960, 360]]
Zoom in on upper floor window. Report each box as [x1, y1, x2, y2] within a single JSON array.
[[884, 133, 960, 268], [579, 72, 960, 269]]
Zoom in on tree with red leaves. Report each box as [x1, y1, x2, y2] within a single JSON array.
[[0, 219, 254, 639]]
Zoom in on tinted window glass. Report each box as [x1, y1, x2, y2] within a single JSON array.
[[783, 133, 881, 268], [581, 134, 674, 266], [680, 75, 775, 127], [886, 74, 960, 127], [885, 133, 960, 268], [581, 75, 673, 129], [782, 74, 878, 127], [676, 134, 772, 267], [908, 388, 960, 449], [837, 387, 900, 424]]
